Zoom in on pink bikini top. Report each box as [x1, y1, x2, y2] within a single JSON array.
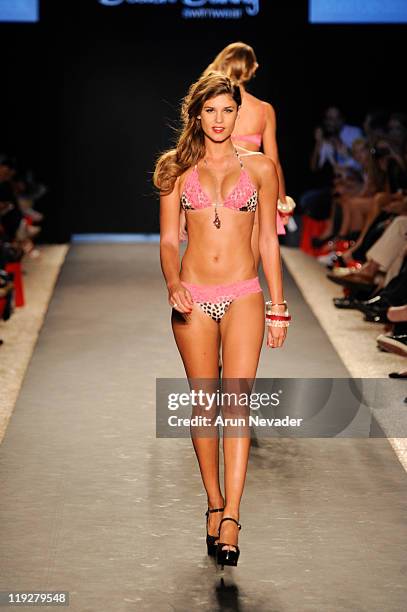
[[180, 150, 258, 213], [231, 133, 262, 148], [230, 102, 266, 150]]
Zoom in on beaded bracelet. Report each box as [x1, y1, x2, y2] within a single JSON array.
[[265, 300, 291, 328], [265, 313, 291, 328]]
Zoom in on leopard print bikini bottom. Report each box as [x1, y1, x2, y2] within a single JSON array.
[[181, 277, 262, 323]]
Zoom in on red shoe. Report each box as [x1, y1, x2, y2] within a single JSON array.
[[346, 259, 362, 269], [335, 239, 351, 252], [314, 239, 337, 257]]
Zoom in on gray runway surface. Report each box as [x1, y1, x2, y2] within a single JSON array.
[[0, 244, 406, 612]]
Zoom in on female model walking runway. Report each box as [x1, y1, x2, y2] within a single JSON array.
[[180, 42, 295, 260], [154, 72, 290, 568], [206, 42, 287, 204]]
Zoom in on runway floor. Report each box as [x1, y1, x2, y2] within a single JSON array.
[[0, 243, 407, 612]]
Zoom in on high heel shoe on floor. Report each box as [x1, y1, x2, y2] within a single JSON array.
[[216, 517, 242, 568], [205, 507, 224, 556]]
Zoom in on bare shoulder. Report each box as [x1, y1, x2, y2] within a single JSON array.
[[262, 101, 276, 120], [239, 150, 277, 179], [160, 173, 185, 201], [245, 92, 275, 114]]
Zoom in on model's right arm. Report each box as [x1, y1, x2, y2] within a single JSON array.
[[159, 178, 193, 313], [160, 178, 182, 288]]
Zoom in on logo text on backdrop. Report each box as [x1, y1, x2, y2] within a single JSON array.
[[98, 0, 260, 19]]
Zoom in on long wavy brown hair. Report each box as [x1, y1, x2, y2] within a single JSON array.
[[203, 42, 258, 86], [153, 71, 241, 194]]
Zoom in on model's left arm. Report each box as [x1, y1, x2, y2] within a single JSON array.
[[262, 102, 287, 202], [257, 157, 287, 348]]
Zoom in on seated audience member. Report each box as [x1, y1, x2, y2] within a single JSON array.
[[0, 165, 22, 242], [337, 138, 407, 262], [0, 149, 45, 329], [328, 211, 407, 291], [376, 292, 407, 369], [387, 112, 407, 150], [0, 155, 43, 254], [13, 171, 44, 223], [315, 138, 374, 245], [330, 245, 407, 376], [363, 110, 389, 145], [300, 106, 363, 222], [301, 109, 407, 380], [333, 252, 407, 313], [311, 106, 363, 172]]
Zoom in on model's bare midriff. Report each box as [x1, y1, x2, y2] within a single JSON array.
[[180, 207, 257, 285]]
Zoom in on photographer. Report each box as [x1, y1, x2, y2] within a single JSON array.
[[310, 106, 362, 173], [300, 107, 362, 222]]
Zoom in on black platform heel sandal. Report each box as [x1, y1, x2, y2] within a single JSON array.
[[216, 517, 242, 568], [205, 507, 224, 556]]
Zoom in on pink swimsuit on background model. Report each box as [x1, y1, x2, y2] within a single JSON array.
[[230, 132, 286, 235], [231, 102, 286, 235], [231, 133, 262, 148], [231, 101, 266, 151]]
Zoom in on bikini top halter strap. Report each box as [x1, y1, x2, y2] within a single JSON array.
[[234, 146, 244, 169], [195, 146, 244, 171]]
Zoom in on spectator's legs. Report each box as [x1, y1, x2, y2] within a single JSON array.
[[367, 217, 407, 285], [338, 196, 352, 237], [342, 194, 391, 263]]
